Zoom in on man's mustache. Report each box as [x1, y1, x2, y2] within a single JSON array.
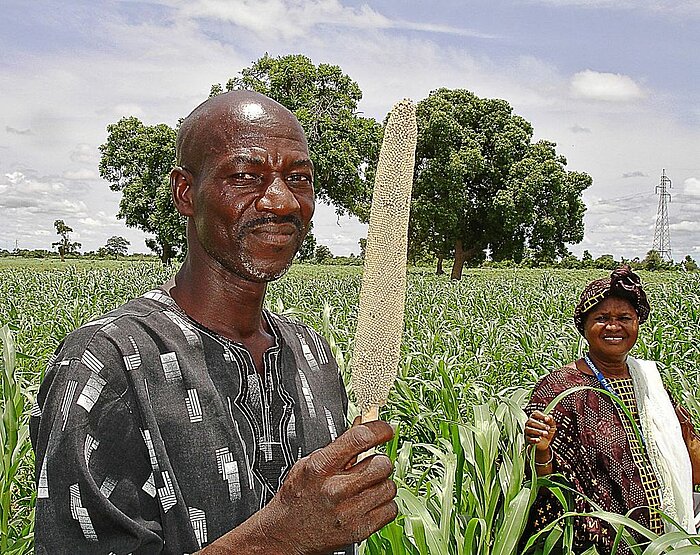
[[239, 215, 304, 233]]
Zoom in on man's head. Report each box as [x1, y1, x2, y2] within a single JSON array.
[[171, 90, 314, 282]]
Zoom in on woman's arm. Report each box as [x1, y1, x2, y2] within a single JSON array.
[[675, 404, 700, 486]]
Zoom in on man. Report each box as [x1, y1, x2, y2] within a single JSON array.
[[30, 90, 397, 554]]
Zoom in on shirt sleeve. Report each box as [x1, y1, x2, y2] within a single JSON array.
[[30, 338, 164, 554]]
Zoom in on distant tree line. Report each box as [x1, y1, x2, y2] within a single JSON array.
[[3, 232, 696, 272], [480, 249, 698, 272]]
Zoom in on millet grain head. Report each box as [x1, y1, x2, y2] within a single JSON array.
[[350, 99, 417, 420]]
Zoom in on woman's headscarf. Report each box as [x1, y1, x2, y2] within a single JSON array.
[[573, 265, 650, 335]]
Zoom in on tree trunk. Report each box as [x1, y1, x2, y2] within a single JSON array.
[[451, 240, 468, 280], [160, 241, 173, 265], [59, 246, 65, 262], [436, 256, 444, 275]]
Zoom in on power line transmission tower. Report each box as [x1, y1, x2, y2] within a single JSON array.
[[652, 169, 672, 262]]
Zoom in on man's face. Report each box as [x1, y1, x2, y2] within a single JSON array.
[[186, 102, 315, 282]]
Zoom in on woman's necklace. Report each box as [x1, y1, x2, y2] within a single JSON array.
[[583, 352, 620, 396]]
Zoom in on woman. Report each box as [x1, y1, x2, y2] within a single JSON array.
[[524, 266, 699, 553]]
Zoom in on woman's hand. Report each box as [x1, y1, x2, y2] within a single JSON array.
[[525, 410, 557, 450], [525, 410, 557, 475]]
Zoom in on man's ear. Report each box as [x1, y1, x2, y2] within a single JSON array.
[[171, 167, 194, 217]]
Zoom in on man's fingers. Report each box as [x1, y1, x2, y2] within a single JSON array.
[[323, 454, 394, 500], [346, 500, 399, 544], [308, 421, 394, 474]]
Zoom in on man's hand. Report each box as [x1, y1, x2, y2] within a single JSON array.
[[257, 420, 398, 554]]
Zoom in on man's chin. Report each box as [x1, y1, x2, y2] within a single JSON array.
[[239, 255, 294, 283]]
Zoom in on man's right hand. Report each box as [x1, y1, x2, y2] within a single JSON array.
[[256, 419, 398, 554]]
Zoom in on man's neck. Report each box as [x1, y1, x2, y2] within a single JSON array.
[[168, 255, 269, 345]]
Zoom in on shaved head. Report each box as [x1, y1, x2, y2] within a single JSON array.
[[176, 90, 308, 178], [170, 89, 315, 283]]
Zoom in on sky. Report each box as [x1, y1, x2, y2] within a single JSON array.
[[1, 0, 698, 261]]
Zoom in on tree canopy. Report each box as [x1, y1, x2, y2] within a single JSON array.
[[100, 55, 381, 265], [211, 53, 382, 220], [410, 88, 591, 279], [99, 117, 183, 264], [100, 236, 130, 258]]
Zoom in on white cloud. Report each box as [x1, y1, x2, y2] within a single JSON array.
[[570, 70, 645, 102], [683, 177, 700, 195], [670, 220, 700, 232], [69, 144, 99, 164], [168, 0, 493, 40], [6, 126, 33, 136]]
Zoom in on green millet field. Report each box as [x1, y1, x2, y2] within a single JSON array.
[[2, 260, 699, 554]]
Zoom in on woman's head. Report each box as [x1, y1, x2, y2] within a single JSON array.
[[573, 265, 650, 336]]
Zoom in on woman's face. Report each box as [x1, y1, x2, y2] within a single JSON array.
[[583, 296, 639, 362]]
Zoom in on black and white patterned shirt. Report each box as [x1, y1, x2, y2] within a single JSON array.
[[30, 289, 353, 554]]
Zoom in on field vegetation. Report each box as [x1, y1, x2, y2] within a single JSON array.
[[1, 260, 699, 553]]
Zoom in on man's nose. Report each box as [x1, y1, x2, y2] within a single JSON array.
[[256, 176, 300, 215]]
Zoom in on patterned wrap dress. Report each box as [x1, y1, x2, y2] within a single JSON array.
[[525, 365, 664, 554]]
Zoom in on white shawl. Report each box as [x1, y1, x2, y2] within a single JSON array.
[[628, 356, 696, 534]]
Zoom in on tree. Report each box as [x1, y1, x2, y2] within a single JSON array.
[[211, 53, 383, 220], [51, 220, 81, 261], [100, 236, 130, 258], [314, 245, 333, 264], [594, 254, 617, 270], [100, 56, 380, 265], [682, 255, 698, 271], [642, 249, 671, 271], [410, 88, 591, 280], [99, 117, 184, 264]]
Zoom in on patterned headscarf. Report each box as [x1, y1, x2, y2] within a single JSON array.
[[573, 265, 650, 335]]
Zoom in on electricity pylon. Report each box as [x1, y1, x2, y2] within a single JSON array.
[[652, 169, 672, 262]]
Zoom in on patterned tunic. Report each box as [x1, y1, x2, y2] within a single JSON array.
[[525, 366, 665, 554], [30, 289, 353, 555]]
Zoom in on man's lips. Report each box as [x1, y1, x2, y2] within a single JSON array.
[[238, 216, 304, 245], [249, 222, 298, 236], [240, 217, 303, 247]]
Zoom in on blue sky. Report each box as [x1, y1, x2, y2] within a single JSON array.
[[1, 0, 698, 260]]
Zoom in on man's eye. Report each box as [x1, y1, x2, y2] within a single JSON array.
[[287, 174, 312, 184], [229, 173, 262, 186]]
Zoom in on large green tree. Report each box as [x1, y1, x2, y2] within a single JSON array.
[[99, 117, 183, 264], [410, 88, 591, 279], [211, 53, 382, 220], [100, 55, 381, 265]]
